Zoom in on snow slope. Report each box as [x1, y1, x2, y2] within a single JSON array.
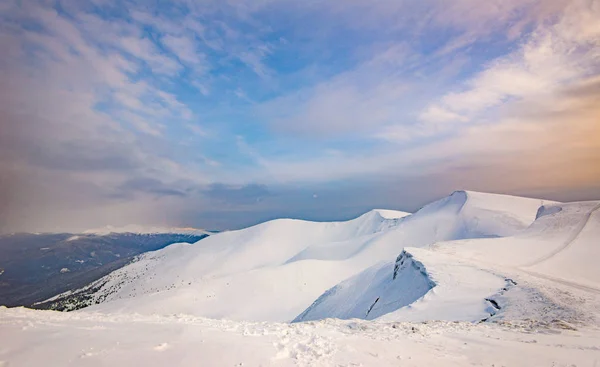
[[433, 200, 600, 290], [297, 198, 600, 325], [49, 191, 548, 322], [63, 209, 411, 320], [294, 248, 508, 323]]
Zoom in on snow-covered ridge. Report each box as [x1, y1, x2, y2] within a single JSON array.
[[293, 249, 436, 322], [293, 247, 509, 323], [433, 200, 600, 290], [371, 209, 411, 219], [408, 190, 553, 238], [46, 190, 565, 323]]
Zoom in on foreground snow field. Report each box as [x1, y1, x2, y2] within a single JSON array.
[[1, 301, 599, 367], [1, 191, 600, 366]]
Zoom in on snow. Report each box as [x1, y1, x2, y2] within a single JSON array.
[[53, 192, 545, 322], [2, 190, 600, 366], [1, 306, 599, 367], [370, 209, 411, 219], [294, 248, 508, 323], [432, 200, 600, 290], [524, 202, 600, 288], [44, 192, 556, 322]]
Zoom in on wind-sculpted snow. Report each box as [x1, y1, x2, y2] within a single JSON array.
[[45, 191, 554, 321], [524, 201, 600, 289], [433, 200, 600, 290], [405, 190, 550, 239], [294, 248, 508, 323], [293, 250, 436, 322]]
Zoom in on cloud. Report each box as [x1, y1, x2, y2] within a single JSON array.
[[425, 0, 599, 118], [0, 0, 213, 231], [418, 106, 468, 123], [186, 123, 209, 137], [119, 111, 164, 137], [204, 183, 271, 205], [117, 177, 188, 198], [237, 45, 273, 79], [119, 36, 183, 76], [1, 0, 599, 233], [257, 44, 412, 136], [161, 34, 207, 69]]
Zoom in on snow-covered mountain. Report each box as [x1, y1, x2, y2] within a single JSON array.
[[3, 190, 600, 366], [48, 190, 559, 322], [294, 199, 600, 323]]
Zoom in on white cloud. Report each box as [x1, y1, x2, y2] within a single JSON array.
[[186, 123, 209, 137], [237, 46, 273, 79], [120, 111, 164, 137], [201, 155, 221, 167], [2, 0, 599, 232], [162, 34, 207, 69], [119, 36, 183, 76], [413, 0, 599, 137], [257, 44, 412, 136], [418, 106, 468, 123]]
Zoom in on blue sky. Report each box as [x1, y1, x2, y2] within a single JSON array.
[[1, 0, 599, 232]]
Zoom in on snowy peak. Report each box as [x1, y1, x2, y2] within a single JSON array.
[[419, 190, 551, 220], [345, 209, 410, 236], [409, 190, 554, 238], [215, 207, 407, 246], [370, 209, 411, 220]]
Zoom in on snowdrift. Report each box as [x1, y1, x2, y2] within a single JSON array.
[[294, 248, 507, 323], [524, 201, 600, 288], [434, 200, 600, 290], [293, 250, 435, 322]]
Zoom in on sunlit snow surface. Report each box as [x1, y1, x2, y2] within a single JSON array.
[[2, 191, 600, 366]]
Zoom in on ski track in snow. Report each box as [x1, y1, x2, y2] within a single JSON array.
[[518, 269, 600, 295]]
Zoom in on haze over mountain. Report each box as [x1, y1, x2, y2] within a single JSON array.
[[0, 229, 209, 308]]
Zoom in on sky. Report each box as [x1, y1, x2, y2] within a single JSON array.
[[1, 0, 599, 232]]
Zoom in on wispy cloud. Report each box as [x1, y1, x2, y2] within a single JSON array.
[[1, 0, 599, 232]]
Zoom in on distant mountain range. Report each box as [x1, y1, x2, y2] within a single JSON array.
[[0, 229, 211, 308]]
